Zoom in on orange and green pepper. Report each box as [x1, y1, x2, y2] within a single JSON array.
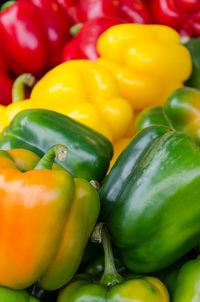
[[0, 145, 100, 290]]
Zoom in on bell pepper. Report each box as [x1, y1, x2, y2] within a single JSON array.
[[67, 0, 151, 25], [135, 106, 169, 133], [0, 0, 70, 76], [97, 24, 192, 111], [62, 17, 124, 62], [0, 47, 13, 105], [0, 72, 13, 106], [7, 61, 134, 143], [136, 87, 200, 147], [185, 37, 200, 89], [0, 144, 100, 290], [148, 0, 200, 37], [173, 259, 200, 301], [100, 125, 200, 273], [0, 286, 39, 302], [57, 224, 169, 302], [0, 108, 113, 181]]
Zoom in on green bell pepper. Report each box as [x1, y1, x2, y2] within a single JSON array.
[[185, 38, 200, 89], [0, 109, 113, 181], [136, 87, 200, 146], [174, 259, 200, 302], [57, 224, 169, 302], [100, 125, 200, 273], [0, 287, 39, 302], [135, 106, 169, 133]]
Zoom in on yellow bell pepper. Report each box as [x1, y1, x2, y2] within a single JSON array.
[[97, 24, 192, 110], [1, 61, 134, 143]]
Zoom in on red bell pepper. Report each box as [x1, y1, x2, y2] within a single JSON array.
[[0, 72, 13, 106], [0, 45, 13, 106], [0, 0, 71, 76], [62, 17, 124, 62], [67, 0, 151, 24], [148, 0, 200, 37]]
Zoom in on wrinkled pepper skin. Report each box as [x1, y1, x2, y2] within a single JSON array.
[[0, 286, 39, 302], [148, 0, 200, 37], [57, 274, 169, 302], [0, 146, 100, 290], [67, 0, 151, 25], [100, 125, 200, 273], [185, 38, 200, 89], [30, 60, 134, 143], [0, 109, 113, 181], [62, 17, 124, 62], [174, 259, 200, 301], [97, 24, 192, 110], [0, 0, 70, 76]]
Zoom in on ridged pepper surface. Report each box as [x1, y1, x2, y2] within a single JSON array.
[[97, 24, 192, 110], [2, 61, 134, 143], [67, 0, 151, 25], [100, 125, 200, 273], [0, 109, 113, 181], [0, 145, 100, 290], [0, 0, 70, 76], [136, 87, 200, 147], [148, 0, 200, 37]]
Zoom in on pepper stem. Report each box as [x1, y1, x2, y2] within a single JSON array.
[[34, 145, 68, 170], [12, 73, 36, 103], [1, 1, 16, 11], [92, 223, 124, 287], [70, 23, 83, 37]]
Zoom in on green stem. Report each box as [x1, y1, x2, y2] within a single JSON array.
[[70, 23, 83, 37], [34, 145, 68, 170], [92, 223, 124, 287], [1, 1, 16, 11], [12, 73, 36, 103]]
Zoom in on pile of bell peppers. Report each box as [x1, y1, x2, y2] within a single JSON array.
[[2, 2, 200, 302]]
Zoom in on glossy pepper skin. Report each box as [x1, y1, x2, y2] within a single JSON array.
[[67, 0, 151, 25], [0, 286, 39, 302], [136, 87, 200, 146], [0, 145, 100, 290], [135, 106, 169, 133], [0, 0, 70, 76], [28, 60, 133, 143], [62, 17, 124, 62], [0, 72, 13, 106], [57, 224, 169, 302], [0, 109, 113, 181], [185, 37, 200, 89], [100, 125, 200, 273], [0, 48, 13, 105], [173, 259, 200, 301], [148, 0, 200, 37], [97, 24, 192, 110]]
